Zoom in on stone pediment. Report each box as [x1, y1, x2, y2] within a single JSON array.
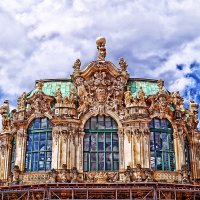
[[78, 60, 129, 80], [71, 37, 129, 118], [26, 81, 55, 117]]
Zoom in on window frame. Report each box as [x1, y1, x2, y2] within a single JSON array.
[[25, 117, 52, 172], [83, 115, 119, 172]]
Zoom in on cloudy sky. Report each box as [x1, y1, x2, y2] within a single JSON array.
[[0, 0, 199, 127]]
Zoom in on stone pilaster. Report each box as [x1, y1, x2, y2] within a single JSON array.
[[0, 133, 13, 180]]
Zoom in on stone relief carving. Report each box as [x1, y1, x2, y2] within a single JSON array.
[[75, 71, 128, 118]]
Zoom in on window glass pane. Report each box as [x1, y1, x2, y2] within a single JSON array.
[[98, 142, 104, 151], [39, 161, 44, 170], [91, 162, 96, 170], [91, 134, 97, 151], [40, 132, 46, 141], [161, 119, 167, 129], [34, 142, 39, 150], [47, 132, 52, 140], [34, 133, 39, 141], [112, 119, 117, 129], [98, 116, 105, 129], [91, 117, 96, 130], [34, 118, 40, 129], [46, 152, 52, 161], [113, 162, 119, 171], [156, 152, 162, 170], [41, 118, 47, 129], [91, 153, 96, 162], [155, 133, 161, 151], [113, 141, 119, 151], [154, 119, 160, 128], [46, 162, 51, 170], [105, 117, 112, 129]]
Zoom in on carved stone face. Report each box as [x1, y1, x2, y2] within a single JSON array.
[[96, 87, 107, 103]]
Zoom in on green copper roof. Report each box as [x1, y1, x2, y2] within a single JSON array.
[[28, 78, 160, 98], [28, 80, 73, 97], [128, 79, 159, 97]]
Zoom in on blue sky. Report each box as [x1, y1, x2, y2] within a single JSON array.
[[0, 0, 199, 128]]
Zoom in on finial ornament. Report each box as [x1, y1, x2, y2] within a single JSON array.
[[96, 36, 106, 61]]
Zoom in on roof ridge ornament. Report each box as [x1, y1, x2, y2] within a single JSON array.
[[96, 36, 106, 61]]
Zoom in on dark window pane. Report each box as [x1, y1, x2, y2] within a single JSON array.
[[113, 133, 118, 142], [113, 142, 119, 151], [98, 153, 104, 162], [47, 132, 52, 140], [112, 119, 117, 129], [113, 153, 119, 161], [156, 152, 162, 170], [154, 119, 160, 128], [46, 162, 51, 170], [34, 142, 39, 150], [98, 142, 104, 151], [84, 141, 90, 151], [98, 133, 104, 142], [34, 133, 39, 141], [91, 117, 96, 129], [91, 153, 96, 162], [106, 142, 111, 151], [91, 134, 97, 151], [39, 161, 44, 170], [40, 132, 46, 141], [113, 162, 119, 171], [91, 162, 96, 170], [40, 142, 45, 151], [34, 118, 40, 129]]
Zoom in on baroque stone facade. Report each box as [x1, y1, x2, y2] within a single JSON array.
[[0, 37, 200, 199]]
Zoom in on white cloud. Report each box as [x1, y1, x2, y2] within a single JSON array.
[[0, 0, 199, 114]]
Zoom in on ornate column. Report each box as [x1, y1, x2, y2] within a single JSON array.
[[52, 126, 61, 169], [133, 129, 142, 167], [0, 133, 13, 180], [77, 131, 84, 172], [15, 128, 27, 171], [142, 129, 150, 168], [173, 129, 180, 171], [118, 129, 125, 170], [123, 129, 132, 168]]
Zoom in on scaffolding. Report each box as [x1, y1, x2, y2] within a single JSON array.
[[0, 182, 200, 200]]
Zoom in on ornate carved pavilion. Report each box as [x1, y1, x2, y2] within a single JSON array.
[[0, 37, 199, 199]]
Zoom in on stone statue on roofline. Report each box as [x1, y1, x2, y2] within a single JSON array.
[[96, 36, 106, 61], [0, 100, 11, 132], [55, 88, 63, 104], [124, 86, 133, 107]]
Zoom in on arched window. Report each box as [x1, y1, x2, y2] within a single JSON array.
[[83, 115, 119, 172], [150, 118, 175, 171], [25, 118, 52, 172], [10, 139, 16, 172], [184, 138, 191, 171]]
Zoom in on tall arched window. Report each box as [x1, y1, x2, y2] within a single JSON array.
[[150, 118, 175, 171], [83, 115, 119, 172], [25, 117, 52, 172], [10, 139, 16, 172]]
